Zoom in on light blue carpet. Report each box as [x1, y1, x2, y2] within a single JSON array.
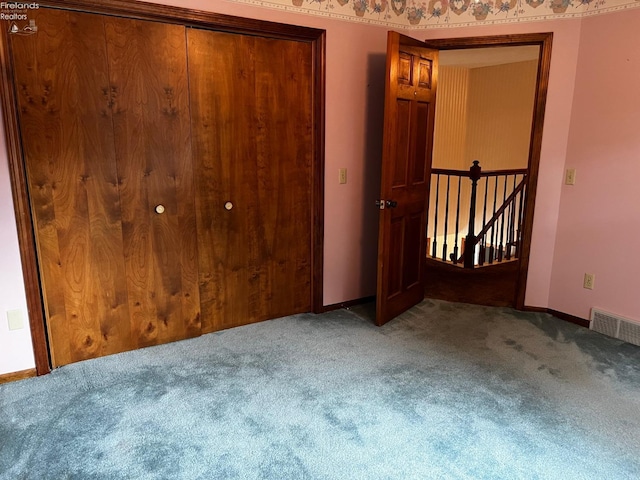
[[1, 299, 639, 479]]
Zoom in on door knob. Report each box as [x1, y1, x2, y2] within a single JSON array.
[[224, 201, 233, 211], [376, 199, 398, 209], [155, 204, 165, 214]]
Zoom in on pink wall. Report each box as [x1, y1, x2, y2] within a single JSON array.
[[549, 9, 640, 321], [423, 19, 583, 308]]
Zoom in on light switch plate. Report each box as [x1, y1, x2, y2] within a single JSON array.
[[338, 168, 347, 184], [565, 168, 576, 185]]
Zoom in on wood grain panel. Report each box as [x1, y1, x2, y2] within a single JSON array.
[[417, 58, 432, 89], [105, 17, 201, 347], [403, 212, 422, 289], [188, 29, 249, 332], [393, 99, 411, 188], [10, 10, 131, 366], [398, 53, 413, 85], [0, 26, 50, 374], [412, 102, 430, 185], [252, 37, 313, 319], [189, 29, 312, 333], [388, 218, 404, 297], [424, 257, 518, 307]]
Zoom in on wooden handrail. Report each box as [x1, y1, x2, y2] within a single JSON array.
[[431, 168, 470, 177], [431, 167, 527, 178], [456, 177, 527, 264], [480, 168, 527, 177]]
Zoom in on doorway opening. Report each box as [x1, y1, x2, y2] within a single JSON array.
[[424, 34, 552, 309]]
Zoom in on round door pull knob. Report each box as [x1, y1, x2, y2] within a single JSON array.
[[155, 205, 165, 214], [224, 201, 233, 211]]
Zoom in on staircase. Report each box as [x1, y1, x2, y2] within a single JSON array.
[[425, 161, 528, 307], [427, 160, 527, 268]]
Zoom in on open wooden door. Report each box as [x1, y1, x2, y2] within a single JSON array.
[[376, 32, 438, 326]]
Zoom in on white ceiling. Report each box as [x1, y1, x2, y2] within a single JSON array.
[[439, 46, 540, 68]]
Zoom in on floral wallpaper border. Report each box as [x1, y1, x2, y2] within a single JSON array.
[[232, 0, 640, 28]]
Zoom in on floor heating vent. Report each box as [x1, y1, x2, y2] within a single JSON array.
[[590, 308, 640, 347]]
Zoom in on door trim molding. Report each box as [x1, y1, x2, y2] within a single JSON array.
[[0, 34, 50, 375], [0, 0, 326, 375], [424, 33, 553, 310]]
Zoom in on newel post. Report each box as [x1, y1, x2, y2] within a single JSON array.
[[464, 160, 482, 268]]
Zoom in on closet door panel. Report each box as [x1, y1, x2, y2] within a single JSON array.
[[10, 10, 132, 366], [105, 18, 201, 347], [252, 38, 313, 319], [188, 29, 312, 333], [188, 30, 251, 331]]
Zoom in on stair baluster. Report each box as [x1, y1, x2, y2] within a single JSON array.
[[479, 177, 489, 266], [498, 177, 507, 262], [453, 176, 462, 264], [432, 174, 439, 258], [442, 176, 450, 262], [516, 180, 526, 258]]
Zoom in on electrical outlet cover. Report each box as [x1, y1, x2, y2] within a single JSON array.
[[7, 309, 24, 330], [583, 273, 595, 290]]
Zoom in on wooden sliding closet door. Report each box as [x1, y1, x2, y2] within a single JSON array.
[[104, 18, 201, 347], [10, 10, 132, 366], [11, 10, 201, 366], [188, 30, 313, 332]]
